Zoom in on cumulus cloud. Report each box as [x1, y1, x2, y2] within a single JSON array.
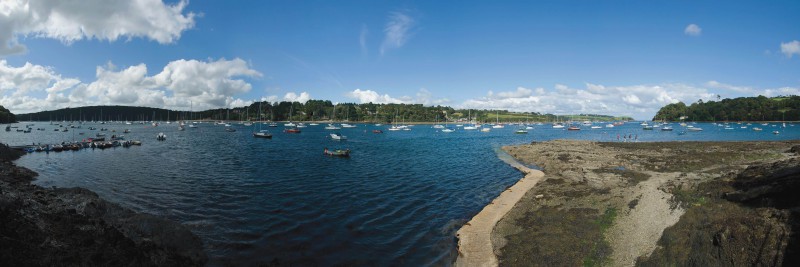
[[346, 89, 406, 104], [283, 92, 311, 103], [781, 40, 800, 58], [0, 0, 196, 56], [461, 83, 725, 119], [380, 11, 415, 55], [0, 58, 261, 113], [684, 24, 702, 36]]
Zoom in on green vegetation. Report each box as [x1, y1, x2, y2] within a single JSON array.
[[652, 95, 800, 122], [583, 207, 617, 267], [0, 105, 16, 123], [18, 102, 632, 123]]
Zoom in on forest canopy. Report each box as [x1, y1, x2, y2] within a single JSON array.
[[652, 95, 800, 122]]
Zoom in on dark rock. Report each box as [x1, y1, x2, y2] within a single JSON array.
[[0, 154, 206, 266], [639, 158, 800, 267], [790, 145, 800, 155]]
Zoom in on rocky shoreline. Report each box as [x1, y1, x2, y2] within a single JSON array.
[[0, 144, 207, 266], [495, 140, 800, 266]]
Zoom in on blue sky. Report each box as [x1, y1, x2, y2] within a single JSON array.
[[1, 0, 799, 119]]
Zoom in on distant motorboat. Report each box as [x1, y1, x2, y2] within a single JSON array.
[[324, 148, 350, 157], [324, 124, 341, 130], [441, 128, 455, 133], [225, 127, 236, 132], [567, 125, 580, 131], [515, 129, 528, 134], [661, 126, 673, 131], [481, 127, 491, 132], [687, 127, 703, 132], [284, 122, 296, 127], [753, 127, 763, 131], [433, 124, 445, 129], [330, 133, 347, 140], [590, 126, 602, 129], [605, 124, 614, 128], [341, 124, 357, 128]]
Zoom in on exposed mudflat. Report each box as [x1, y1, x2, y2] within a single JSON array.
[[495, 140, 800, 266]]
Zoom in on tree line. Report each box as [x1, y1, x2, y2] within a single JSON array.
[[0, 106, 16, 123], [652, 95, 800, 122], [16, 101, 632, 123]]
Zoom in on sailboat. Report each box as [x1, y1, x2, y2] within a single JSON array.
[[388, 109, 402, 131], [284, 105, 296, 127], [463, 110, 478, 130], [325, 104, 341, 130], [253, 101, 272, 138], [492, 110, 504, 128], [552, 115, 565, 129]]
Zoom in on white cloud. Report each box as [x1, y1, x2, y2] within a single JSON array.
[[461, 83, 727, 119], [780, 40, 800, 58], [346, 89, 406, 104], [705, 80, 753, 93], [283, 92, 311, 103], [0, 58, 261, 113], [684, 24, 702, 36], [0, 0, 196, 56], [0, 60, 66, 96], [763, 87, 800, 97], [380, 11, 415, 55]]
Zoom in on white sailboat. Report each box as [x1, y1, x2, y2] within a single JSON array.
[[552, 115, 565, 128], [463, 110, 478, 130], [325, 104, 341, 130], [253, 101, 273, 138], [492, 111, 504, 128]]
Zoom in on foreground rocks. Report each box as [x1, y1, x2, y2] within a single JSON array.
[[0, 144, 206, 266], [496, 140, 799, 266]]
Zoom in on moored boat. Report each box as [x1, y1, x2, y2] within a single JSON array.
[[324, 148, 350, 157], [330, 133, 347, 140], [253, 130, 272, 138]]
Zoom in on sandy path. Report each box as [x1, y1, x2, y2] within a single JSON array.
[[606, 173, 685, 266], [455, 155, 545, 267]]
